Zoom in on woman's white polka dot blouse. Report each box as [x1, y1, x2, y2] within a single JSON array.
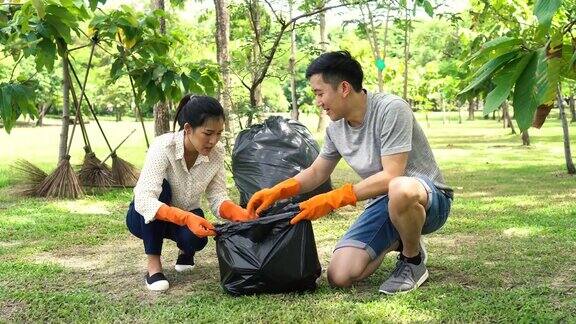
[[133, 130, 229, 223]]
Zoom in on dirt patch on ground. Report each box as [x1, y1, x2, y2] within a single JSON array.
[[29, 235, 225, 298], [0, 300, 27, 321]]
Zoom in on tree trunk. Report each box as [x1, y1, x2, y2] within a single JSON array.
[[441, 95, 446, 125], [381, 5, 391, 92], [402, 6, 409, 101], [468, 97, 474, 120], [458, 104, 462, 124], [153, 0, 170, 136], [289, 1, 298, 121], [36, 103, 51, 127], [214, 0, 232, 133], [214, 0, 233, 153], [247, 0, 263, 126], [522, 130, 530, 146], [569, 86, 575, 123], [502, 101, 516, 134], [360, 3, 383, 92], [316, 6, 328, 132], [557, 84, 576, 174], [59, 58, 71, 162], [502, 102, 509, 128]]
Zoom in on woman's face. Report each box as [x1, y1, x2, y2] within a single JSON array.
[[185, 117, 225, 156]]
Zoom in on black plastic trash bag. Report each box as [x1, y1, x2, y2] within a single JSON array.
[[214, 204, 322, 296], [232, 116, 332, 207]]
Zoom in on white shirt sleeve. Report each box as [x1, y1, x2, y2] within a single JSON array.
[[133, 139, 169, 224]]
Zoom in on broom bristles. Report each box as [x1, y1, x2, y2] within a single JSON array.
[[111, 155, 140, 187], [36, 157, 84, 199], [78, 152, 114, 188], [12, 160, 48, 196]]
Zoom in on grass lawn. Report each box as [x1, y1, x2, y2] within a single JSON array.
[[0, 112, 575, 322]]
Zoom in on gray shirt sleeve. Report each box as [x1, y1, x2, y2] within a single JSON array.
[[320, 128, 342, 160], [380, 99, 413, 156]]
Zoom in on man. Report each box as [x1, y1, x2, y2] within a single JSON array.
[[247, 51, 453, 294]]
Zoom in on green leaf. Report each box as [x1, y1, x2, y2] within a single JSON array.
[[513, 50, 541, 131], [161, 71, 175, 91], [32, 0, 45, 18], [44, 5, 77, 25], [460, 51, 518, 94], [110, 58, 124, 79], [200, 74, 215, 96], [468, 37, 522, 63], [140, 70, 153, 88], [563, 44, 576, 80], [180, 73, 191, 92], [144, 83, 160, 107], [536, 31, 562, 106], [483, 53, 534, 115], [35, 38, 56, 72], [0, 86, 14, 133], [11, 84, 35, 117], [89, 0, 106, 11], [152, 65, 166, 81], [422, 0, 433, 17], [46, 16, 72, 44], [534, 0, 562, 40]]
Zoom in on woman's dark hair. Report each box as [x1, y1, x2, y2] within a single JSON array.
[[173, 95, 225, 131], [305, 50, 363, 92]]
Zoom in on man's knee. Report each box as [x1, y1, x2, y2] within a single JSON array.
[[327, 266, 354, 288], [389, 177, 421, 203], [388, 177, 426, 214], [327, 248, 371, 288]]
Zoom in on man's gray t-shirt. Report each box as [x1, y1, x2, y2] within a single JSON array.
[[320, 92, 451, 191]]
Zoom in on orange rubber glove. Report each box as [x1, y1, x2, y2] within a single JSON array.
[[155, 204, 216, 237], [219, 200, 256, 222], [290, 183, 357, 225], [247, 178, 301, 216]]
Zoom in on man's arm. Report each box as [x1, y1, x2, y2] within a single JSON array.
[[294, 156, 340, 194], [352, 152, 408, 201]]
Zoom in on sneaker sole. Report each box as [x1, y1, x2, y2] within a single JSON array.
[[174, 264, 195, 272], [145, 279, 169, 292], [378, 269, 429, 295]]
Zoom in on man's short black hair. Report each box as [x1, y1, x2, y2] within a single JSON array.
[[305, 50, 363, 92]]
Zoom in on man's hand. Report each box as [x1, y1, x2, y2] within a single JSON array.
[[247, 178, 300, 216], [219, 200, 256, 222], [156, 204, 216, 237], [291, 184, 357, 225]]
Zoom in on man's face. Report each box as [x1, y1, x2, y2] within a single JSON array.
[[309, 74, 346, 121]]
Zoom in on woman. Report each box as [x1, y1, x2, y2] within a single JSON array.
[[126, 94, 254, 291]]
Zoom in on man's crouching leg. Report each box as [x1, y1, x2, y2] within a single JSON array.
[[327, 243, 399, 288]]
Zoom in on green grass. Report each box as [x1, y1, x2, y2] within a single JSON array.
[[0, 112, 575, 322]]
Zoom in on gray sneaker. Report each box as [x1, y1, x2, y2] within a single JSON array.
[[379, 257, 429, 295]]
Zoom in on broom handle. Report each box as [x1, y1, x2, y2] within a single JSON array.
[[66, 42, 96, 152], [93, 37, 149, 149], [101, 129, 136, 165], [65, 53, 79, 157], [128, 74, 149, 148], [68, 52, 114, 154], [68, 66, 91, 151]]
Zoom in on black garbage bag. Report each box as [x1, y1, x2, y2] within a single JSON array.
[[232, 116, 332, 207], [214, 204, 322, 296]]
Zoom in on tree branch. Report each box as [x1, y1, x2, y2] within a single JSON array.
[[9, 54, 23, 82], [263, 0, 283, 24]]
